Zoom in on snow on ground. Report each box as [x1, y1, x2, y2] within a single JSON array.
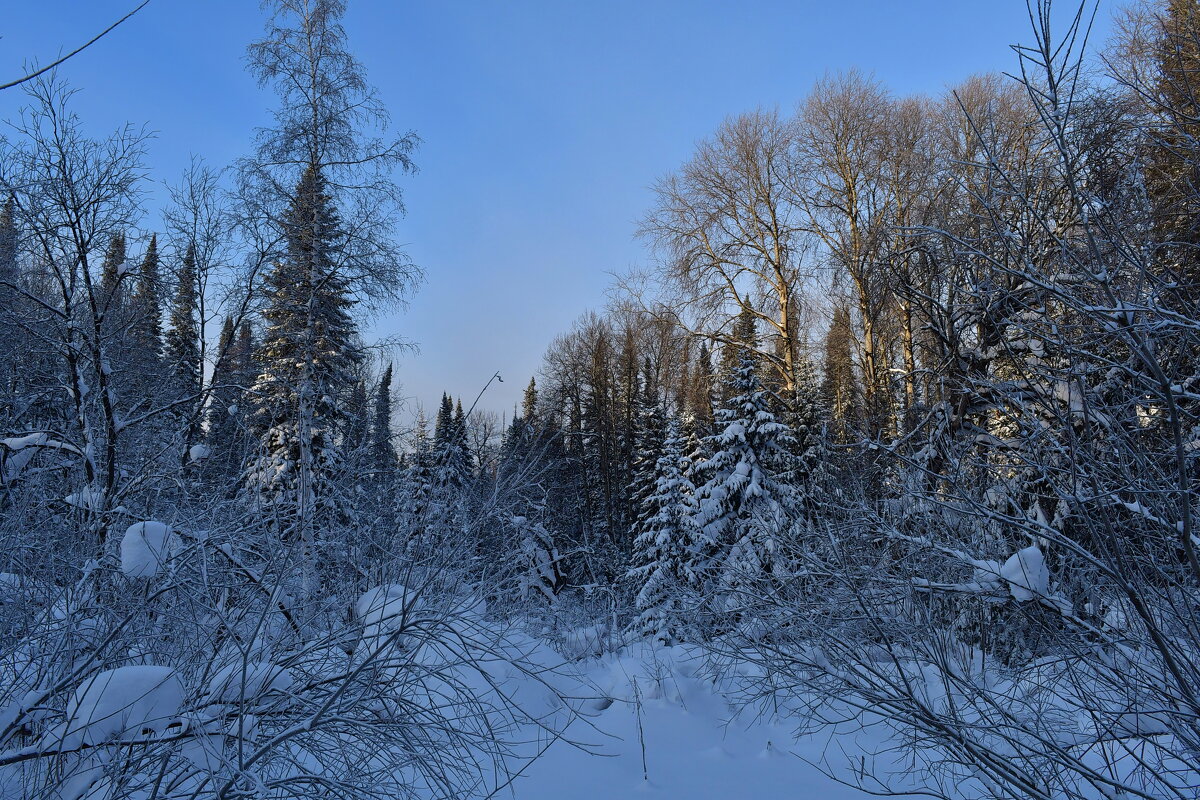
[[509, 642, 914, 800]]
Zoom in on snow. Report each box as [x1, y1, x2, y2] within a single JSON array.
[[356, 583, 420, 650], [204, 660, 293, 703], [188, 443, 211, 462], [0, 433, 48, 450], [1000, 545, 1049, 602], [509, 643, 917, 800], [120, 521, 180, 578], [64, 487, 105, 511], [55, 666, 184, 748]]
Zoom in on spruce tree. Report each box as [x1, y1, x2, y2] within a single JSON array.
[[132, 234, 163, 359], [822, 303, 858, 442], [692, 349, 798, 618], [627, 417, 698, 644], [99, 231, 127, 312], [719, 307, 760, 402], [247, 164, 361, 537], [164, 243, 202, 452], [371, 364, 397, 473], [398, 408, 434, 547], [522, 377, 539, 426], [627, 363, 667, 559], [787, 353, 827, 513], [0, 198, 18, 421]]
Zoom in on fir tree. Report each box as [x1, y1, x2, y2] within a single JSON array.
[[627, 417, 698, 644]]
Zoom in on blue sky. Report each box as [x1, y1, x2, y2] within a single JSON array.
[[0, 1, 1114, 419]]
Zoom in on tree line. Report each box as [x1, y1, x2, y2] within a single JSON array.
[[1, 0, 1199, 799]]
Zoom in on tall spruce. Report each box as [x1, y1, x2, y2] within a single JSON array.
[[247, 164, 361, 536], [822, 303, 858, 441], [371, 363, 397, 473], [164, 242, 202, 453], [132, 234, 163, 360]]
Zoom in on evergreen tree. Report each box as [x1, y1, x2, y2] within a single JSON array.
[[494, 411, 564, 603], [132, 233, 163, 360], [247, 164, 361, 538], [522, 377, 539, 426], [627, 417, 699, 644], [98, 231, 127, 312], [719, 307, 760, 402], [627, 362, 667, 558], [344, 378, 369, 454], [398, 408, 435, 548], [787, 353, 828, 515], [0, 198, 18, 422], [206, 318, 257, 479], [164, 242, 202, 452], [822, 303, 858, 441], [371, 363, 398, 473], [692, 350, 798, 617]]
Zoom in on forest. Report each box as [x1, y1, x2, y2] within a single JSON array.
[[0, 0, 1199, 798]]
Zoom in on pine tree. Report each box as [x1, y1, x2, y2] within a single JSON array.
[[627, 417, 699, 644], [247, 164, 361, 538], [692, 350, 798, 617]]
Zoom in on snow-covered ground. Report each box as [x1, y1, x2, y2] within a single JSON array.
[[510, 644, 911, 800]]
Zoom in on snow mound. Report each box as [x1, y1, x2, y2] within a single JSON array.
[[1000, 545, 1049, 602], [356, 584, 420, 648], [58, 666, 183, 748], [120, 522, 180, 578]]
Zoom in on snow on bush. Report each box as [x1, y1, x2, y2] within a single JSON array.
[[1000, 545, 1049, 602], [120, 521, 180, 578], [188, 443, 211, 463], [56, 666, 184, 748], [64, 486, 105, 511], [204, 660, 293, 703], [1, 433, 47, 482]]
